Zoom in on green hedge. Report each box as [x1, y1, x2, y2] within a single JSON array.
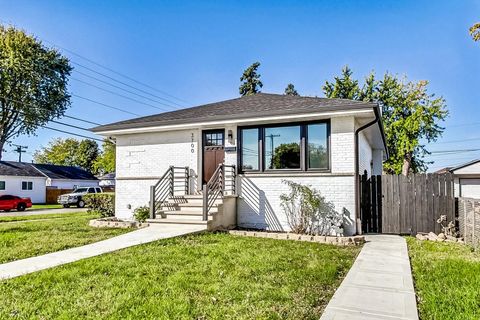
[[83, 193, 115, 218]]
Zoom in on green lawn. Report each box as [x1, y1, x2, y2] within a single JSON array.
[[407, 237, 480, 320], [0, 234, 360, 319], [30, 204, 63, 210], [0, 212, 130, 264]]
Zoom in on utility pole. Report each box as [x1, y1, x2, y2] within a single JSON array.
[[12, 144, 28, 162], [265, 134, 280, 168]]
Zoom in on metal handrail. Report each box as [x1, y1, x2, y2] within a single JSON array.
[[202, 164, 236, 221], [149, 166, 189, 219]]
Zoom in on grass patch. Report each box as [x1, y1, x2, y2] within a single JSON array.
[[0, 211, 89, 223], [407, 237, 480, 320], [0, 233, 359, 319], [0, 212, 130, 263], [30, 204, 63, 210]]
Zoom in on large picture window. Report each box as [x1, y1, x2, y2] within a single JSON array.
[[239, 121, 329, 172], [265, 125, 301, 170]]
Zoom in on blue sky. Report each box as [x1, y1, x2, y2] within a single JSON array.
[[0, 0, 479, 171]]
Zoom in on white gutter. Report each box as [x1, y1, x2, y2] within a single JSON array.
[[95, 109, 374, 136]]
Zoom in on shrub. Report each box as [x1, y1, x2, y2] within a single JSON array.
[[84, 193, 115, 218], [280, 180, 343, 235], [134, 206, 150, 222]]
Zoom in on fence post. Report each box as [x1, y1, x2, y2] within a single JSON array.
[[202, 184, 208, 221], [464, 199, 468, 242], [149, 185, 156, 219]]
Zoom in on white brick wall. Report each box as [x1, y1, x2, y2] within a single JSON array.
[[358, 131, 373, 177], [330, 117, 355, 174], [115, 129, 201, 219], [236, 116, 357, 235], [237, 175, 356, 235]]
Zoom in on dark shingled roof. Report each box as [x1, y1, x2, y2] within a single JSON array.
[[32, 164, 98, 180], [0, 161, 45, 177], [92, 93, 377, 132]]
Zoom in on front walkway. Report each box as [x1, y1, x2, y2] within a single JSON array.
[[321, 235, 419, 320], [0, 223, 206, 280]]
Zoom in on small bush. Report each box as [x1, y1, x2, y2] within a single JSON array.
[[134, 206, 150, 222], [84, 193, 115, 218], [280, 180, 343, 235]]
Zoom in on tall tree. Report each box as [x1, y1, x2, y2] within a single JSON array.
[[470, 23, 480, 41], [0, 25, 72, 159], [76, 139, 99, 173], [323, 67, 448, 175], [94, 139, 116, 175], [239, 62, 263, 96], [284, 83, 299, 96], [34, 138, 99, 173]]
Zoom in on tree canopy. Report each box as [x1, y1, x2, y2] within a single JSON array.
[[0, 25, 72, 159], [239, 62, 263, 96], [34, 138, 100, 173], [284, 83, 299, 96], [323, 66, 448, 175], [93, 139, 116, 175], [470, 23, 480, 41]]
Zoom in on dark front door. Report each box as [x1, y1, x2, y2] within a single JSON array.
[[203, 130, 225, 184]]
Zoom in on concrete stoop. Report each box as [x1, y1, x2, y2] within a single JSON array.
[[146, 194, 237, 231]]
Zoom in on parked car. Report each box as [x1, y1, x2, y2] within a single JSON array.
[[0, 195, 33, 212], [57, 187, 103, 208]]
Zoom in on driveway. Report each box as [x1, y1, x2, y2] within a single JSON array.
[[0, 207, 87, 217]]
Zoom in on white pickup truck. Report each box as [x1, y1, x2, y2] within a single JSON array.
[[57, 186, 103, 208]]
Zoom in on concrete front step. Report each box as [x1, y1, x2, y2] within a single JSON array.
[[161, 207, 218, 214], [146, 218, 210, 225]]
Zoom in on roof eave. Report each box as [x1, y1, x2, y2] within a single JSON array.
[[93, 108, 375, 136]]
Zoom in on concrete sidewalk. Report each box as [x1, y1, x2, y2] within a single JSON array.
[[0, 223, 206, 280], [321, 235, 419, 320]]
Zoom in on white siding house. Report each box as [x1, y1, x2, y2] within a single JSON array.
[[443, 160, 480, 198], [0, 162, 47, 203], [93, 93, 387, 235], [33, 163, 99, 190]]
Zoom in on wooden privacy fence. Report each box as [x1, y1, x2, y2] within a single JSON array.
[[360, 172, 455, 235], [46, 188, 73, 204], [458, 197, 480, 250]]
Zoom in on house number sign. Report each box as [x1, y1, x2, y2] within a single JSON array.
[[191, 133, 195, 153]]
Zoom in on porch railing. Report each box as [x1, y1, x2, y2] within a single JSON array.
[[202, 164, 236, 221], [149, 166, 189, 219]]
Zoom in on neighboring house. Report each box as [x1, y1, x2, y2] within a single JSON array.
[[92, 93, 387, 235], [0, 161, 99, 203], [0, 161, 48, 203], [437, 160, 480, 198], [98, 172, 115, 187], [32, 163, 99, 189]]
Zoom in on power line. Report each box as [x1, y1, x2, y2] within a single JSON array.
[[71, 77, 173, 111], [0, 95, 103, 126], [71, 61, 184, 107], [42, 39, 190, 105], [73, 69, 179, 109], [12, 144, 27, 162], [40, 125, 103, 142], [71, 94, 142, 116]]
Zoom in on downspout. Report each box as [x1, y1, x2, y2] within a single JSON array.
[[354, 106, 381, 235]]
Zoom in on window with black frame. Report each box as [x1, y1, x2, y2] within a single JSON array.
[[239, 121, 329, 172], [265, 125, 301, 170], [240, 128, 259, 170]]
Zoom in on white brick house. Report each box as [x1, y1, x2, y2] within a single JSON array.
[[92, 93, 387, 235]]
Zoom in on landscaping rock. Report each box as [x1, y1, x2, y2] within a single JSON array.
[[313, 235, 326, 243], [416, 234, 427, 241], [427, 232, 438, 241], [438, 233, 446, 240], [446, 235, 458, 242]]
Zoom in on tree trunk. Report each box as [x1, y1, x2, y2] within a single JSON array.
[[402, 152, 412, 176], [0, 140, 5, 161]]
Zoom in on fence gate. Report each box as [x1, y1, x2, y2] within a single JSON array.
[[360, 172, 455, 235]]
